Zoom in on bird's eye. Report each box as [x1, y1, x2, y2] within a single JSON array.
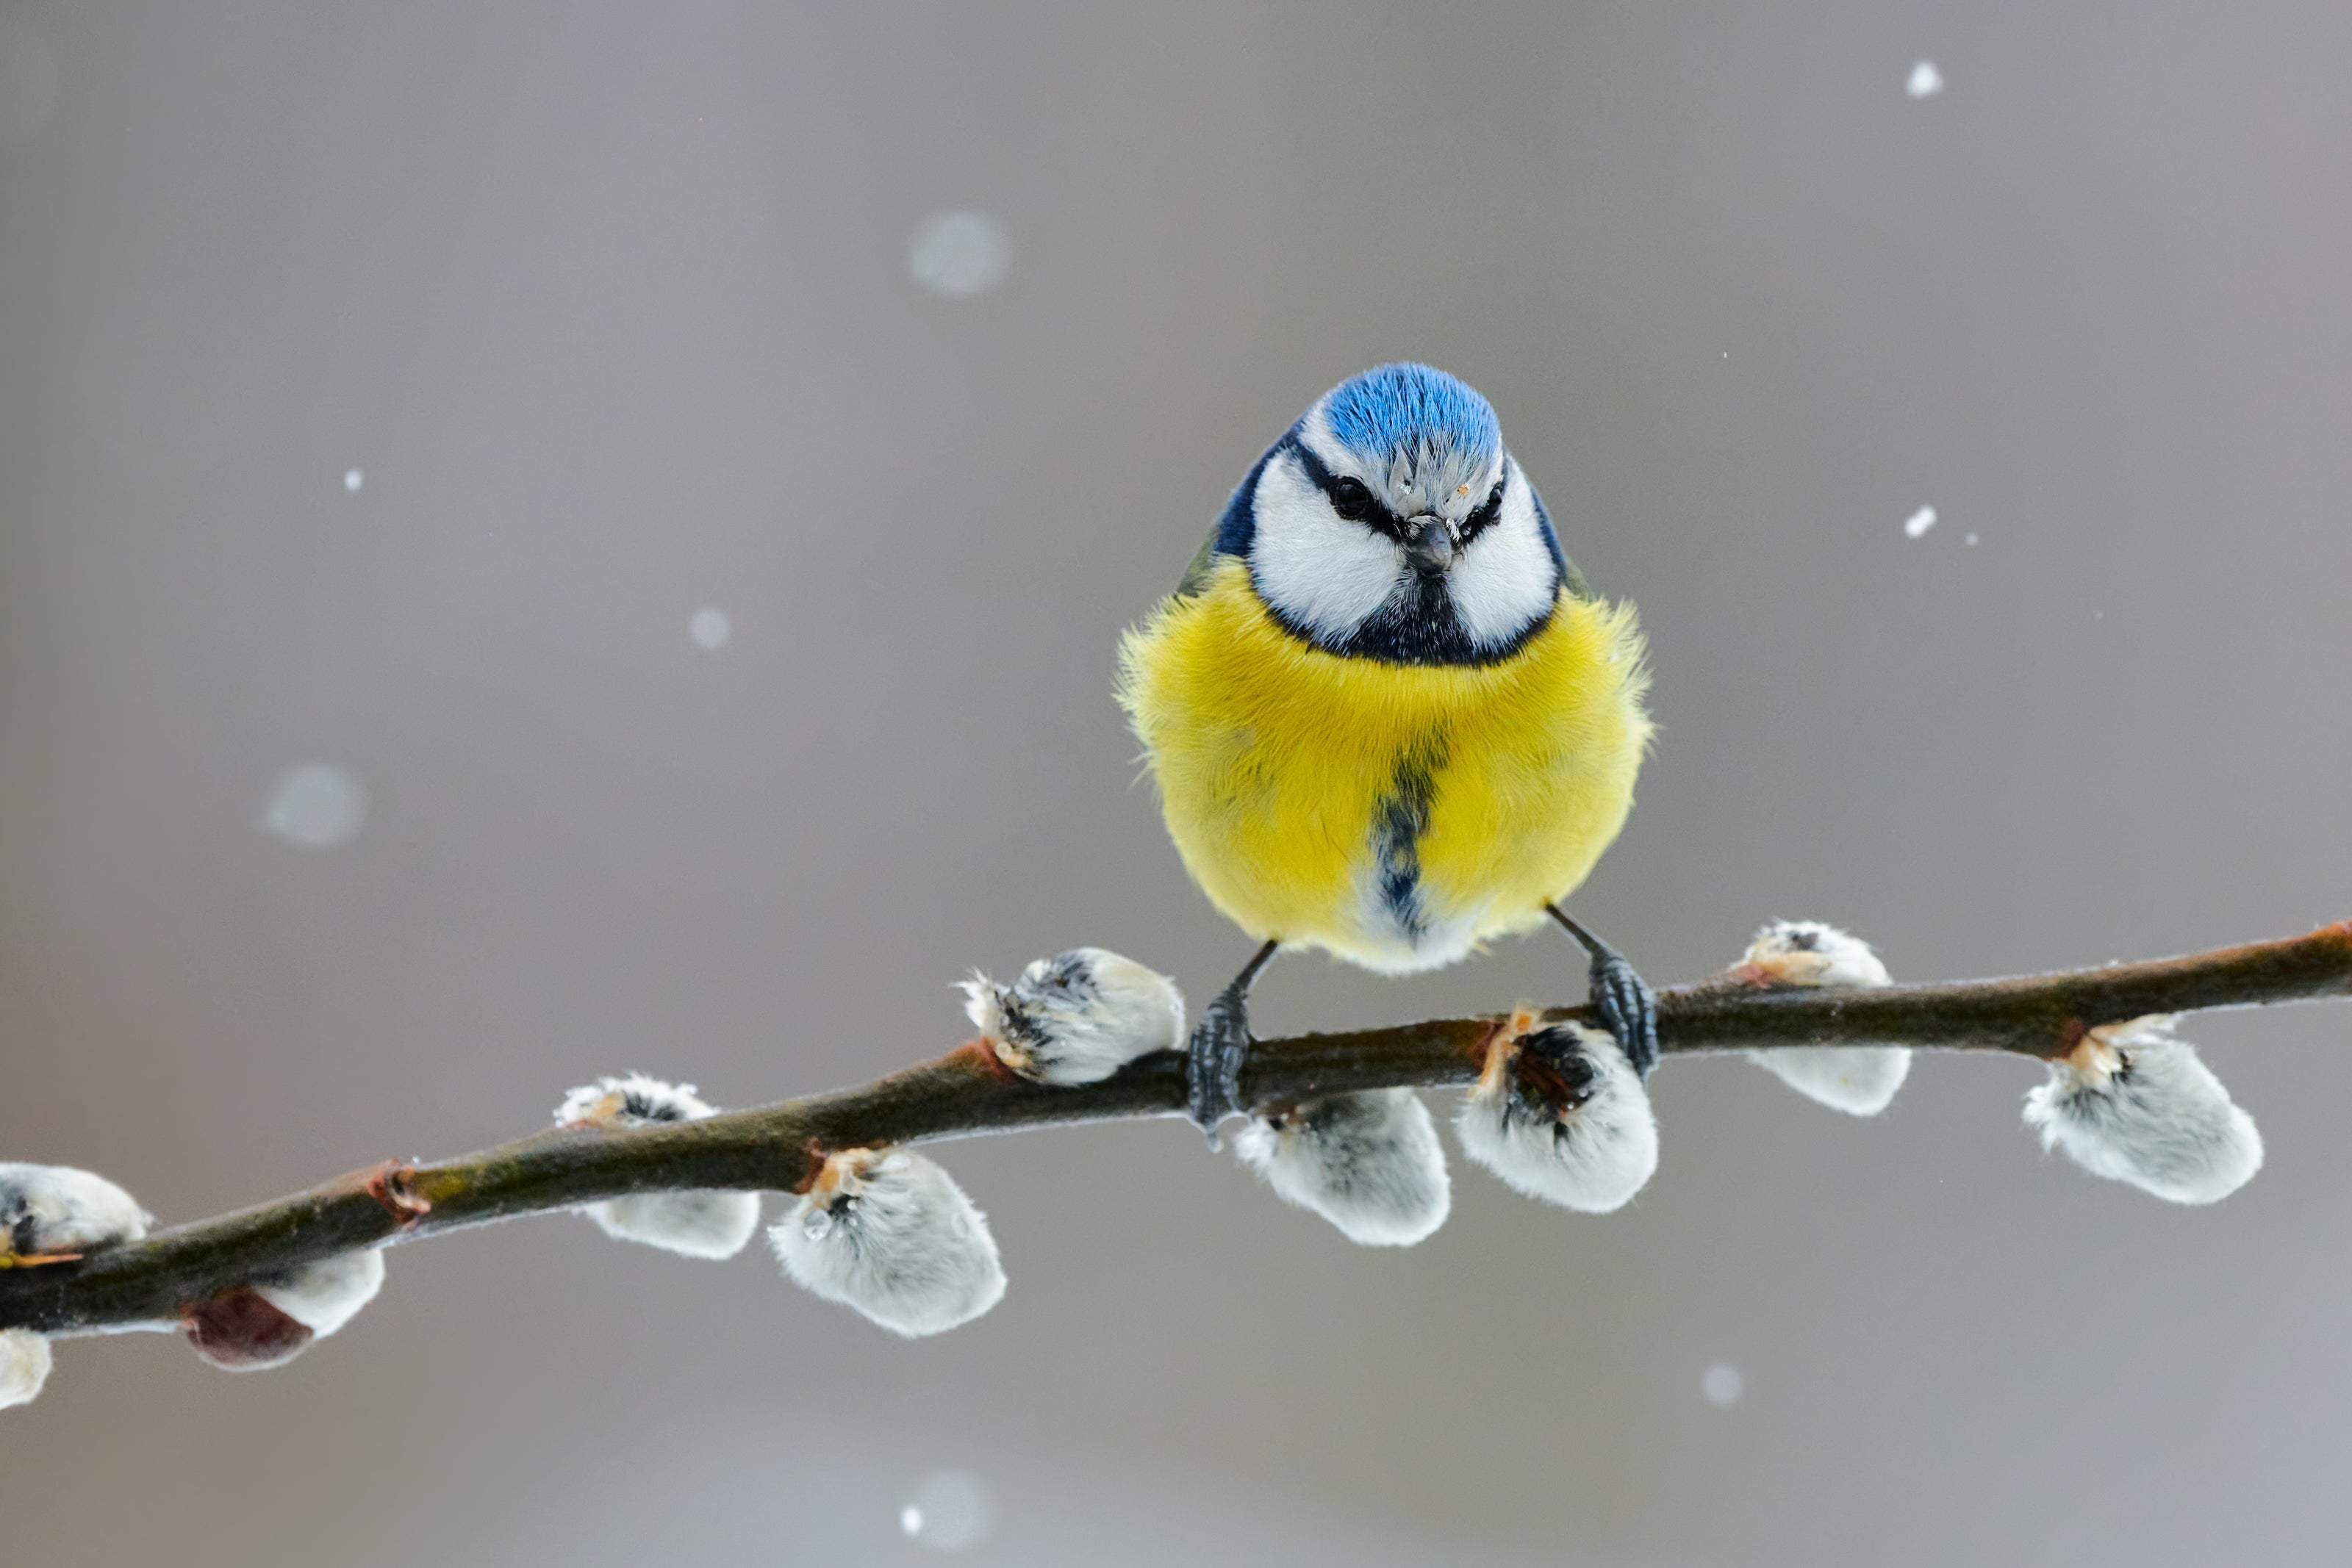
[[1458, 480, 1506, 544], [1328, 477, 1375, 521]]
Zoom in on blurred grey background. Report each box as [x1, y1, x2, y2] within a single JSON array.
[[4, 3, 2349, 1564]]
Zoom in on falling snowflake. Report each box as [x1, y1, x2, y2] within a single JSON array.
[[257, 765, 369, 849], [1907, 60, 1944, 99], [909, 211, 1013, 298], [1904, 506, 1938, 539], [899, 1470, 994, 1552]]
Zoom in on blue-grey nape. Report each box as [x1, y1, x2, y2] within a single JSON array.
[[1205, 444, 1279, 566], [1320, 363, 1501, 469]]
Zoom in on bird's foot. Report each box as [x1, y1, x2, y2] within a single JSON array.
[[1546, 905, 1660, 1076], [1587, 946, 1660, 1078], [1185, 984, 1254, 1148], [0, 1250, 84, 1269]]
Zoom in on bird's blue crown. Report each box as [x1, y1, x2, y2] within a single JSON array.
[[1317, 362, 1501, 468]]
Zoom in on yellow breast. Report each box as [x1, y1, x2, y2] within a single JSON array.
[[1118, 556, 1652, 974]]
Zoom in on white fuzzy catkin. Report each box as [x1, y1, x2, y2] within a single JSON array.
[[1738, 920, 1912, 1116], [253, 1248, 386, 1338], [0, 1329, 51, 1411], [1232, 1088, 1451, 1246], [0, 1162, 152, 1256], [770, 1148, 1005, 1338], [553, 1074, 763, 1260], [1457, 1020, 1658, 1213], [962, 947, 1185, 1085], [2023, 1017, 2263, 1204]]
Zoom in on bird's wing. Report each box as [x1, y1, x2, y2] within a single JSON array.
[[1175, 441, 1283, 598], [1172, 523, 1224, 599]]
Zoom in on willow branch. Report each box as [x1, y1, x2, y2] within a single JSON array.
[[7, 921, 2347, 1339]]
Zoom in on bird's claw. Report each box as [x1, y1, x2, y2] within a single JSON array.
[[1589, 951, 1660, 1078], [1185, 987, 1253, 1148]]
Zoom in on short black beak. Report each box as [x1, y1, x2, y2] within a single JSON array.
[[1403, 514, 1455, 578]]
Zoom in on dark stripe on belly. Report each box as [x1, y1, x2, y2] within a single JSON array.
[[1372, 740, 1445, 942]]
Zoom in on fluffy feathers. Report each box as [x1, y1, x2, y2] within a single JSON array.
[[1232, 1089, 1451, 1246], [1318, 363, 1501, 474], [1123, 362, 1647, 977], [1119, 558, 1649, 974]]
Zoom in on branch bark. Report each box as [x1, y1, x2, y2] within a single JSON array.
[[6, 921, 2347, 1339]]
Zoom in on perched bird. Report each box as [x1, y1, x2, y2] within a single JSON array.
[[1458, 1015, 1658, 1213], [1735, 919, 1912, 1117], [961, 947, 1186, 1086], [553, 1074, 764, 1259], [770, 1147, 1006, 1338], [0, 1162, 151, 1265], [1231, 1089, 1451, 1247], [1120, 364, 1655, 1137], [2023, 1016, 2262, 1204]]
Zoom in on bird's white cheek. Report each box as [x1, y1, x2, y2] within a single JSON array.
[[1447, 481, 1557, 649], [1248, 459, 1401, 639]]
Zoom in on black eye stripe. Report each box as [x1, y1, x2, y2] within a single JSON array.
[[1286, 438, 1406, 539], [1457, 476, 1507, 545], [1287, 437, 1509, 547]]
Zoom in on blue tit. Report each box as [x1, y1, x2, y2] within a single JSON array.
[[1118, 364, 1655, 1137]]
